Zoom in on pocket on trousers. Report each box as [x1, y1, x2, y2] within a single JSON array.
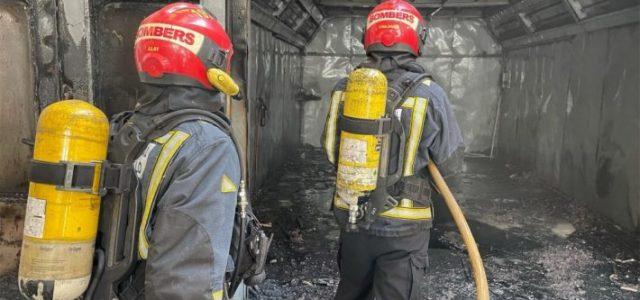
[[409, 254, 428, 300]]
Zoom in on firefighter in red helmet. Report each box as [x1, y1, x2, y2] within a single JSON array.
[[323, 1, 464, 299], [91, 3, 269, 300]]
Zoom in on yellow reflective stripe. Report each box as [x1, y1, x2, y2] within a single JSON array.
[[324, 91, 343, 164], [380, 206, 432, 220], [402, 97, 416, 108], [138, 130, 191, 259], [220, 174, 238, 193], [402, 97, 428, 176], [211, 290, 224, 300], [333, 196, 431, 220], [153, 131, 174, 144]]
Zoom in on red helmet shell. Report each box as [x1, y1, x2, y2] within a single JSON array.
[[364, 0, 427, 56], [135, 2, 233, 90]]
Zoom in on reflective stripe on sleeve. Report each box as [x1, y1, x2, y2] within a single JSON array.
[[324, 91, 343, 164], [138, 130, 191, 259]]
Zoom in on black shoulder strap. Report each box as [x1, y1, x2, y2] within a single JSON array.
[[88, 109, 242, 300], [387, 71, 432, 111], [110, 111, 134, 134], [143, 109, 232, 141], [103, 109, 236, 192]]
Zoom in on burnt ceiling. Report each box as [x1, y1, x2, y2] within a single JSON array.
[[252, 0, 639, 47]]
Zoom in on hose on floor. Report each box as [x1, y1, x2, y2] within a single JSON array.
[[427, 161, 489, 300]]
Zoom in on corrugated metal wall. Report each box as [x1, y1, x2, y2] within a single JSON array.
[[498, 23, 639, 230], [300, 14, 502, 155], [249, 25, 304, 189]]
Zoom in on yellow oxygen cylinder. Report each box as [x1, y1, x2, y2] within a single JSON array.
[[335, 68, 387, 225], [18, 100, 109, 300]]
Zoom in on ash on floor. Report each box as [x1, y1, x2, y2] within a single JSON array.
[[248, 148, 341, 300], [250, 147, 639, 300], [1, 147, 637, 300]]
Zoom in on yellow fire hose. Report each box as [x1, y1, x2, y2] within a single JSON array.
[[428, 161, 490, 300]]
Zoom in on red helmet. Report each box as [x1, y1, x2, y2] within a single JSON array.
[[364, 0, 427, 56], [135, 2, 233, 90]]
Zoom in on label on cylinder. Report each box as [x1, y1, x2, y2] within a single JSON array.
[[19, 276, 91, 300], [24, 197, 46, 238], [336, 134, 381, 192], [19, 239, 94, 279], [340, 137, 367, 164]]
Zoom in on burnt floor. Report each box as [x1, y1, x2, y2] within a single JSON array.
[[1, 147, 638, 300], [249, 147, 639, 300]]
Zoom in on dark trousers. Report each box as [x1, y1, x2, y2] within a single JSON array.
[[335, 230, 430, 300]]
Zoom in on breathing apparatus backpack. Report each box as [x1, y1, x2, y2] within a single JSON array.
[[34, 107, 273, 300], [333, 68, 431, 231]]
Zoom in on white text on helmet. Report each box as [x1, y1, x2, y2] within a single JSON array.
[[367, 10, 419, 30], [135, 23, 205, 55]]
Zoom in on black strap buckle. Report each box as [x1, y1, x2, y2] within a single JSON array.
[[337, 115, 392, 136], [60, 160, 103, 194], [100, 161, 132, 195], [29, 160, 103, 195], [29, 159, 134, 196], [399, 179, 431, 206], [209, 49, 227, 69]]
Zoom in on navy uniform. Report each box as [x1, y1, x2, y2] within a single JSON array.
[[323, 1, 464, 298], [323, 56, 463, 299], [96, 3, 245, 299], [113, 86, 240, 299]]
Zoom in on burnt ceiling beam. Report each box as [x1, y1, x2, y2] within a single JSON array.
[[315, 0, 509, 8], [562, 0, 587, 21], [252, 2, 307, 48], [299, 0, 324, 23], [502, 5, 640, 50]]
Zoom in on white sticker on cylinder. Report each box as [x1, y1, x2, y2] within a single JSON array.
[[340, 137, 367, 164], [53, 276, 91, 299], [24, 197, 46, 238], [337, 165, 377, 187]]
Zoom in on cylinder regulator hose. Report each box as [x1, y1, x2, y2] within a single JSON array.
[[427, 162, 489, 300]]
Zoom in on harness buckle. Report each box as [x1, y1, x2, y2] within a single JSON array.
[[57, 160, 103, 195], [100, 161, 132, 196]]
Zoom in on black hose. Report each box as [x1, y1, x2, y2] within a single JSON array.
[[85, 248, 105, 300], [229, 215, 248, 297]]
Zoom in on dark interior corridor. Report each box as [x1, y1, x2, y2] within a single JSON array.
[[0, 1, 638, 299]]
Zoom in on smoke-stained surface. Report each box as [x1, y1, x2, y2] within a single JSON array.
[[94, 2, 163, 117], [249, 25, 304, 189], [0, 2, 34, 191], [498, 24, 640, 230], [250, 147, 639, 299], [300, 15, 502, 155]]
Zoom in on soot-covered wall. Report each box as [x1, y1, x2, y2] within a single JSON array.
[[249, 25, 303, 189], [498, 24, 639, 230], [95, 2, 164, 117], [0, 2, 34, 192], [301, 14, 502, 155]]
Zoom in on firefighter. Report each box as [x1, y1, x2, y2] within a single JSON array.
[[106, 3, 240, 299], [323, 0, 464, 299]]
